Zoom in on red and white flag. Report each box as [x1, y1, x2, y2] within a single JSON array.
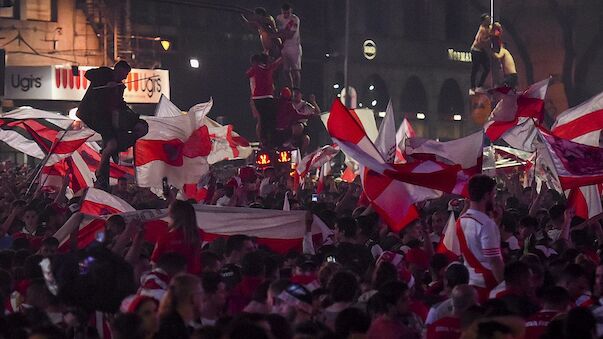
[[206, 123, 252, 164], [552, 91, 603, 146], [404, 131, 484, 195], [0, 107, 74, 158], [437, 212, 461, 261], [538, 129, 603, 190], [296, 144, 340, 178], [327, 100, 391, 175], [550, 94, 603, 219], [395, 117, 416, 163], [316, 160, 332, 194], [135, 115, 211, 189], [46, 128, 99, 165], [79, 188, 135, 216], [484, 78, 550, 151], [375, 100, 397, 163], [54, 205, 332, 254], [40, 151, 96, 195]]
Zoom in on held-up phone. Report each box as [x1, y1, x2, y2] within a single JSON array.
[[311, 194, 318, 202]]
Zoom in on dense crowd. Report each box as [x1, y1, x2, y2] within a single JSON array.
[[0, 159, 603, 339]]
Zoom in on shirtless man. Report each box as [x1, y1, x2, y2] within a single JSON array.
[[493, 44, 518, 90], [275, 3, 302, 88], [470, 13, 492, 95], [242, 7, 282, 58]]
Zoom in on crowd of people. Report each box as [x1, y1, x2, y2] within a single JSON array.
[[1, 155, 603, 339]]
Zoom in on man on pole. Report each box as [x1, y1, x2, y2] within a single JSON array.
[[76, 61, 148, 191]]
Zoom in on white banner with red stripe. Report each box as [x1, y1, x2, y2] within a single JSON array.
[[53, 205, 332, 254]]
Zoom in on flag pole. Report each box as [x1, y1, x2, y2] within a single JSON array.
[[25, 122, 75, 197], [343, 0, 350, 107]]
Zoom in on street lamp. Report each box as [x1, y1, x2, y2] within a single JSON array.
[[189, 58, 200, 68]]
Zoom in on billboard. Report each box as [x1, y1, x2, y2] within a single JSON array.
[[4, 66, 170, 103]]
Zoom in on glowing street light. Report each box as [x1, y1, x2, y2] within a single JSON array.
[[369, 85, 375, 91], [189, 58, 200, 68], [416, 112, 426, 120], [453, 114, 462, 121], [333, 84, 340, 89], [371, 100, 377, 107], [378, 111, 386, 118], [160, 40, 171, 51]]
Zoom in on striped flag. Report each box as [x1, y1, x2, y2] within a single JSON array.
[[296, 144, 340, 178], [79, 188, 136, 216], [53, 205, 333, 254], [0, 107, 74, 158], [437, 212, 461, 261], [552, 91, 603, 146], [395, 117, 416, 164], [484, 78, 550, 151]]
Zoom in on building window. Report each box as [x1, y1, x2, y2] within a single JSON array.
[[25, 0, 56, 22], [0, 0, 18, 19]]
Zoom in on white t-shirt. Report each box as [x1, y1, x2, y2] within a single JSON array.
[[459, 209, 502, 288], [276, 13, 301, 49], [293, 100, 315, 116], [505, 235, 520, 251], [425, 298, 453, 325]]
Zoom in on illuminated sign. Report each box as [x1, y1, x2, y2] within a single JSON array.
[[255, 149, 292, 168], [277, 150, 291, 163], [363, 40, 376, 60], [4, 66, 170, 103], [256, 151, 272, 167], [447, 48, 472, 63]]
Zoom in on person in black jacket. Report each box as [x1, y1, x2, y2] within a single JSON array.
[[76, 61, 148, 191]]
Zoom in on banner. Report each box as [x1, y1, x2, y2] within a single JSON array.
[[4, 66, 170, 103]]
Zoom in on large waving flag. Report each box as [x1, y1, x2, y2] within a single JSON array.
[[538, 129, 603, 190], [46, 128, 99, 165], [327, 100, 390, 175], [79, 188, 135, 216], [203, 118, 252, 164], [54, 205, 332, 254], [135, 115, 211, 189], [552, 91, 603, 146], [404, 131, 484, 195], [0, 107, 74, 158], [361, 100, 437, 231], [550, 94, 603, 219], [296, 144, 340, 178], [484, 78, 550, 151]]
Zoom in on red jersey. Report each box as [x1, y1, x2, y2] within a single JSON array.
[[426, 316, 461, 339], [246, 58, 282, 99], [525, 311, 559, 339], [150, 229, 201, 274]]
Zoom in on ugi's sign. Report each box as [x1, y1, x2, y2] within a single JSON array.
[[4, 66, 170, 103]]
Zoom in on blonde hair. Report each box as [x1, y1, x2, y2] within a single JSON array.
[[158, 273, 200, 318]]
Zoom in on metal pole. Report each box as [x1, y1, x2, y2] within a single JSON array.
[[490, 0, 494, 22], [25, 123, 75, 197], [343, 0, 350, 107]]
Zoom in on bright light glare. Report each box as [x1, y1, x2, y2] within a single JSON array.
[[378, 111, 386, 118], [333, 84, 340, 89], [416, 112, 426, 120], [160, 40, 171, 51], [453, 114, 462, 121], [369, 85, 375, 91], [358, 102, 363, 107], [189, 58, 200, 68], [371, 100, 377, 106]]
